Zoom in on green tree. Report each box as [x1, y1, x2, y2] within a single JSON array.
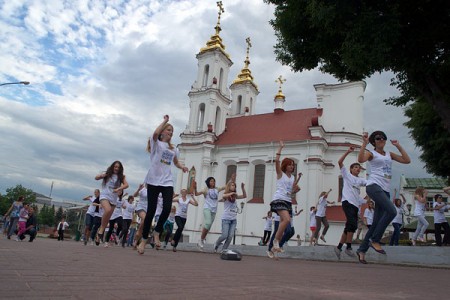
[[404, 99, 450, 179], [265, 0, 450, 130], [55, 206, 64, 224], [38, 204, 53, 227], [0, 184, 36, 215], [50, 205, 56, 227]]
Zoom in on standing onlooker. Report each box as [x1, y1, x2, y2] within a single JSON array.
[[411, 187, 429, 245], [309, 206, 317, 245], [16, 203, 30, 241], [433, 194, 450, 246], [5, 196, 24, 239], [94, 161, 129, 246], [138, 115, 188, 254], [194, 177, 226, 249], [82, 189, 100, 245], [214, 182, 247, 253], [389, 194, 406, 246], [57, 218, 69, 241], [334, 146, 367, 259], [170, 189, 198, 252], [261, 211, 274, 246], [19, 207, 37, 242], [363, 201, 375, 229], [313, 189, 334, 244], [356, 131, 410, 264]]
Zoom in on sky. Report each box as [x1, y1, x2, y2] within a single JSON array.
[[0, 0, 431, 203]]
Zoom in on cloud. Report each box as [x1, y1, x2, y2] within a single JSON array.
[[0, 0, 430, 203]]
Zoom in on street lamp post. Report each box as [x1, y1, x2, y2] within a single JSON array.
[[233, 201, 246, 245], [0, 81, 30, 87]]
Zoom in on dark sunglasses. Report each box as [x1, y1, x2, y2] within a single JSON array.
[[375, 136, 386, 141]]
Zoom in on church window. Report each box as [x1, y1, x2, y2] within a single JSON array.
[[237, 95, 242, 114], [219, 68, 224, 91], [253, 164, 265, 200], [338, 175, 343, 202], [215, 106, 221, 133], [226, 165, 237, 183], [197, 103, 205, 131], [202, 65, 209, 87]]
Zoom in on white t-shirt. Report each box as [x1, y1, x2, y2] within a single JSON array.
[[94, 206, 104, 218], [414, 199, 426, 217], [272, 172, 295, 203], [175, 196, 192, 219], [201, 187, 225, 213], [392, 205, 404, 224], [433, 202, 447, 223], [122, 201, 134, 220], [144, 139, 179, 187], [340, 166, 367, 207], [57, 221, 69, 230], [315, 196, 328, 217], [273, 214, 280, 222], [135, 188, 148, 212], [364, 208, 374, 225], [222, 198, 239, 221], [264, 216, 273, 231], [366, 149, 392, 192], [86, 196, 97, 216], [309, 211, 316, 227], [100, 174, 121, 204], [110, 198, 124, 220]]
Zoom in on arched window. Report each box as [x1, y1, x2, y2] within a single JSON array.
[[249, 97, 253, 114], [226, 165, 237, 183], [202, 65, 209, 87], [253, 164, 265, 200], [214, 106, 221, 133], [237, 95, 242, 114], [219, 68, 224, 91], [197, 103, 205, 131]]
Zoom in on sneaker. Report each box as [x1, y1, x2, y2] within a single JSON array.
[[266, 250, 274, 258], [418, 237, 425, 242], [334, 247, 342, 259], [15, 237, 20, 242], [104, 242, 110, 248], [345, 248, 356, 258], [90, 241, 94, 246], [214, 244, 219, 253], [411, 239, 416, 246], [197, 239, 205, 249], [320, 235, 327, 243]]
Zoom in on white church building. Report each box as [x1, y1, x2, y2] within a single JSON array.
[[173, 5, 367, 247]]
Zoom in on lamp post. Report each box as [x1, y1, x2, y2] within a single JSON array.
[[405, 203, 412, 224], [233, 201, 246, 245], [0, 81, 30, 87]]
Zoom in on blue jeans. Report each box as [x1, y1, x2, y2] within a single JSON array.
[[389, 223, 402, 246], [358, 184, 396, 253], [267, 221, 294, 251], [127, 227, 136, 246], [215, 219, 237, 250], [412, 215, 429, 240]]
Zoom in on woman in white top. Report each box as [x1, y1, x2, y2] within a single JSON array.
[[389, 195, 406, 246], [412, 187, 429, 245], [133, 184, 147, 249], [214, 181, 247, 253], [309, 207, 317, 245], [82, 189, 100, 245], [119, 195, 135, 247], [261, 211, 274, 246], [433, 193, 450, 246], [104, 190, 125, 247], [138, 115, 188, 254], [270, 141, 300, 253], [194, 177, 226, 249], [94, 161, 129, 246], [170, 189, 198, 251], [356, 131, 410, 264], [313, 189, 333, 244]]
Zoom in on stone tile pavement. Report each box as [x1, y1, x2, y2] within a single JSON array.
[[1, 237, 449, 299]]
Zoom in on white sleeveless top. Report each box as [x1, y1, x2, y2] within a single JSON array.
[[176, 196, 192, 219], [272, 172, 295, 203], [414, 199, 426, 216], [366, 149, 392, 192]]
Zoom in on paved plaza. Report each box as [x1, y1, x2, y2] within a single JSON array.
[[1, 237, 449, 299]]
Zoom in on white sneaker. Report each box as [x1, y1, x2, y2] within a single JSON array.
[[411, 239, 416, 246], [104, 242, 110, 248], [345, 248, 356, 258], [15, 237, 20, 242], [90, 241, 94, 246], [272, 239, 281, 252], [197, 239, 205, 249], [266, 250, 274, 259]]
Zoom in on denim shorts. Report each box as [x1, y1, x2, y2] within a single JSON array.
[[85, 214, 95, 229]]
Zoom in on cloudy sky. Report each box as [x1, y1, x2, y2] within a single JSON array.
[[0, 0, 430, 203]]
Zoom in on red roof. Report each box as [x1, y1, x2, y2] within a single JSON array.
[[215, 108, 321, 145]]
